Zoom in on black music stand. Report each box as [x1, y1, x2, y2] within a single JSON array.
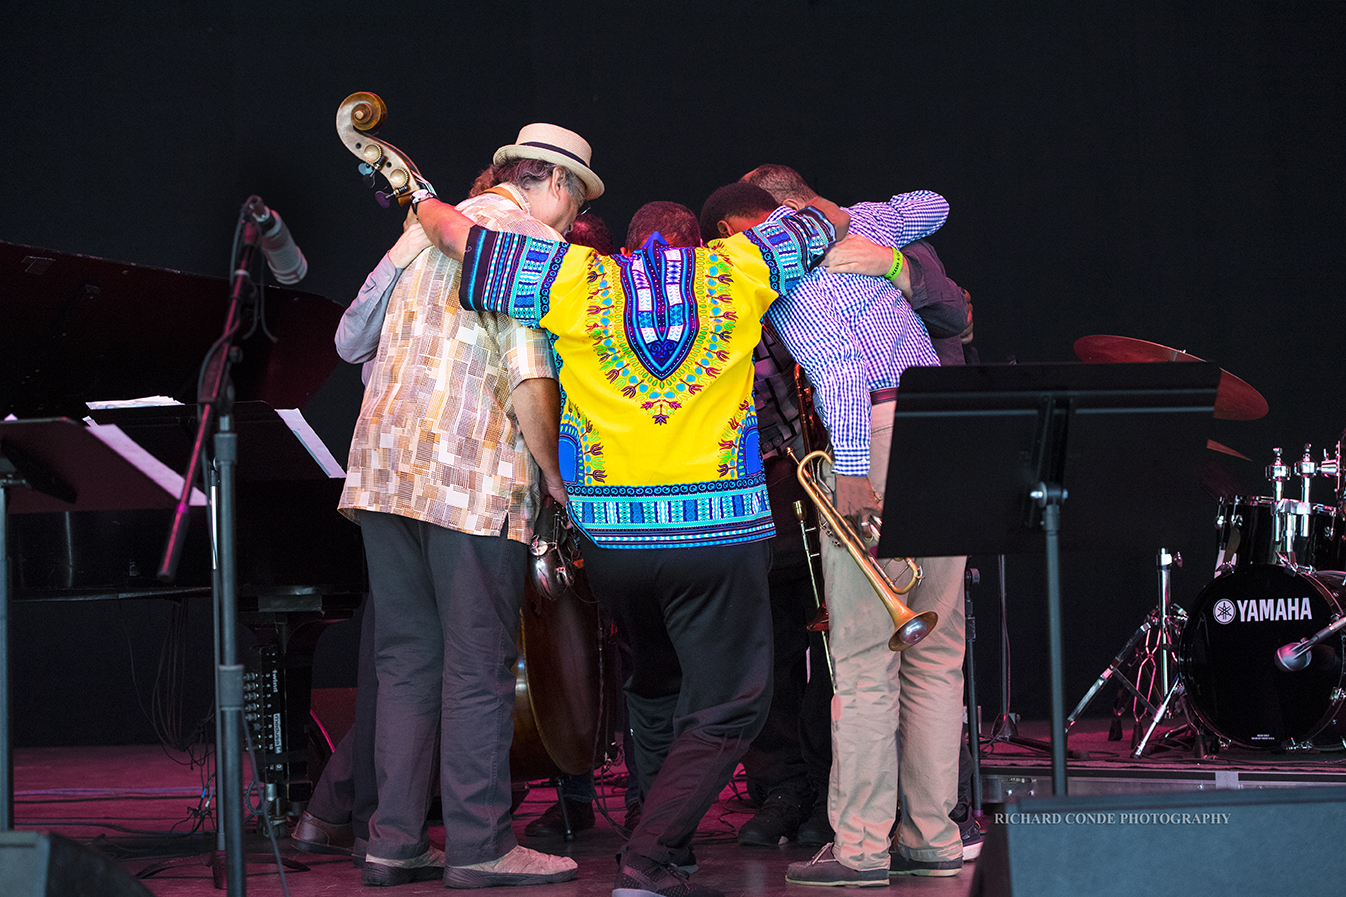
[[0, 418, 199, 829], [876, 363, 1220, 795]]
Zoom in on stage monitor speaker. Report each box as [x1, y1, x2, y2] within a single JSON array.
[[971, 784, 1346, 896], [0, 831, 153, 897]]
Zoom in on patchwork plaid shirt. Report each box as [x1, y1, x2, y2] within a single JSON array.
[[338, 186, 558, 543]]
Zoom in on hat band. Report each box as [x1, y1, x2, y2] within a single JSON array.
[[519, 141, 590, 169]]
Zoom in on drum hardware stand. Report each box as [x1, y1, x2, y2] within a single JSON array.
[[1130, 675, 1206, 758], [1066, 548, 1211, 759], [1262, 444, 1340, 570]]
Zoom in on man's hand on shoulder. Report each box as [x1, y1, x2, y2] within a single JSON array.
[[388, 217, 433, 268], [822, 234, 890, 275], [821, 235, 913, 297]]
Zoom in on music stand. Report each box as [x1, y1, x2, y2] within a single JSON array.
[[876, 362, 1219, 795], [0, 418, 204, 829]]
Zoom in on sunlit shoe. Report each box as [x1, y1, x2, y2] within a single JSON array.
[[444, 845, 578, 888], [361, 847, 445, 887]]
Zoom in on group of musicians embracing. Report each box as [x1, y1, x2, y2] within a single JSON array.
[[306, 122, 972, 894]]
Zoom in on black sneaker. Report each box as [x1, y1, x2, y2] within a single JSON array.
[[959, 815, 982, 860], [614, 854, 723, 897], [524, 799, 596, 837], [888, 852, 962, 878], [795, 801, 834, 848], [736, 790, 807, 846]]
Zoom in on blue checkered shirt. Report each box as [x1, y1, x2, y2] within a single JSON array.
[[767, 191, 948, 475]]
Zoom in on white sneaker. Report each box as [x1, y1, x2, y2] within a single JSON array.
[[444, 845, 578, 888]]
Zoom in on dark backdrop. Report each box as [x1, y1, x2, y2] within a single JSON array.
[[3, 1, 1343, 745]]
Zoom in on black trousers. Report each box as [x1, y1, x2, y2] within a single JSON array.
[[581, 536, 774, 867], [740, 537, 833, 804]]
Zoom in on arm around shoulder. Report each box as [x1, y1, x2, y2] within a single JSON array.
[[415, 197, 476, 260]]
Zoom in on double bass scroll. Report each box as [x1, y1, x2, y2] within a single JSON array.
[[335, 91, 435, 208]]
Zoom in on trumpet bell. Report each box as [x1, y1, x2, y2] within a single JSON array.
[[889, 610, 939, 650], [791, 448, 937, 653]]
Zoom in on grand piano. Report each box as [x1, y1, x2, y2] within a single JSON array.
[[0, 240, 367, 819]]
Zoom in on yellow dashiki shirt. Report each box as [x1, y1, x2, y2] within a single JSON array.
[[339, 186, 558, 544], [458, 207, 835, 548]]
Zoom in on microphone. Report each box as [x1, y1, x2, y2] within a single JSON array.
[[1274, 640, 1311, 672], [244, 195, 309, 284]]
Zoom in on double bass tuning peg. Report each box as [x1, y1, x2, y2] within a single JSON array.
[[358, 162, 376, 188]]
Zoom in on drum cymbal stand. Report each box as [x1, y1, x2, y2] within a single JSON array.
[[1066, 548, 1209, 758]]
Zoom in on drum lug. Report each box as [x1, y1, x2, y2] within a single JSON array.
[[1332, 687, 1346, 704]]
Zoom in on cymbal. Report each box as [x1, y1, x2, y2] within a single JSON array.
[[1206, 439, 1251, 461], [1073, 335, 1268, 421]]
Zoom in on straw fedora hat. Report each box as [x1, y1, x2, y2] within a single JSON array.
[[494, 123, 604, 200]]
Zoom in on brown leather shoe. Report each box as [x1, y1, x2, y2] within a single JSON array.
[[292, 810, 355, 856], [523, 799, 595, 837]]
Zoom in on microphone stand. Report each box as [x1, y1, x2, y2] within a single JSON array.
[[154, 215, 256, 897]]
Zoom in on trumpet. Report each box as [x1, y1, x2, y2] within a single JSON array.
[[791, 448, 937, 651]]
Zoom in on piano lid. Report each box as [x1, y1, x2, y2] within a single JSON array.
[[0, 240, 345, 419]]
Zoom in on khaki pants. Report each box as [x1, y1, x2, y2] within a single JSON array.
[[821, 401, 966, 870]]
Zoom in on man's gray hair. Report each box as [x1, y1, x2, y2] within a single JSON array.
[[471, 158, 586, 201], [740, 163, 817, 205]]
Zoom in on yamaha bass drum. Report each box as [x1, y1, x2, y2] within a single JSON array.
[[1179, 564, 1346, 750]]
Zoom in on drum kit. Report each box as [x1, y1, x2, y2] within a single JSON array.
[[1067, 336, 1346, 756]]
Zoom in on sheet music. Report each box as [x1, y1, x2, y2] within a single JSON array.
[[84, 421, 208, 505], [86, 396, 182, 409], [276, 409, 346, 478]]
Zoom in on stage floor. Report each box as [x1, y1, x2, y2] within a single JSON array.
[[977, 716, 1346, 801], [11, 717, 1346, 896]]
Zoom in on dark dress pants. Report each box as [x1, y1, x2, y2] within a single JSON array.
[[306, 591, 379, 847], [740, 537, 833, 804], [581, 536, 774, 867], [360, 511, 525, 865]]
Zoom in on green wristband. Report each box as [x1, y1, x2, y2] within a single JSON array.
[[886, 248, 905, 280]]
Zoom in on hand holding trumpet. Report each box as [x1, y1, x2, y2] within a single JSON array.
[[835, 473, 882, 536]]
